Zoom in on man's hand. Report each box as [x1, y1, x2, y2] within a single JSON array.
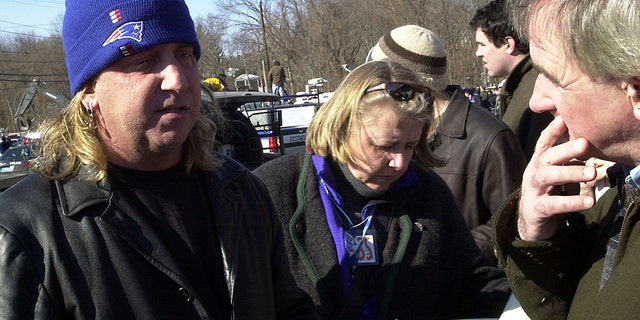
[[517, 116, 598, 241]]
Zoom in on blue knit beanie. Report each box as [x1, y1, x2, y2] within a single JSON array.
[[63, 0, 201, 94]]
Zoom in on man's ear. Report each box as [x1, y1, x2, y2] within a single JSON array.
[[80, 93, 97, 111], [504, 36, 518, 55], [625, 77, 640, 118]]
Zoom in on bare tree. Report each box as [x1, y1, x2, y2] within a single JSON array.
[[195, 14, 230, 80], [0, 0, 495, 132], [212, 0, 492, 93]]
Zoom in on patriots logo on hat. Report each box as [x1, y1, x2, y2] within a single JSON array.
[[102, 21, 144, 47]]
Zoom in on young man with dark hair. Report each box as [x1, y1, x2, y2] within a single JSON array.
[[470, 0, 553, 160]]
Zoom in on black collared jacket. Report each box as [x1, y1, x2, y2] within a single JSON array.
[[0, 156, 318, 319]]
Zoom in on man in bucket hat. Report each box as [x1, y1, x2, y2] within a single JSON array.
[[0, 0, 318, 318]]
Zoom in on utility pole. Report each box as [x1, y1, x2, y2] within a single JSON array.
[[260, 0, 270, 92]]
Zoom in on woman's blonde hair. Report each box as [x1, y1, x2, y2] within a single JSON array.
[[306, 59, 441, 169], [32, 83, 223, 182]]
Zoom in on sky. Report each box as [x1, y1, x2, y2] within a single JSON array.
[[0, 0, 217, 38]]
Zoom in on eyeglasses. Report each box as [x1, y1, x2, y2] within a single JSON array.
[[364, 82, 425, 101]]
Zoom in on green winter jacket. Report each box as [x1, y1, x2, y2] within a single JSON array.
[[494, 172, 640, 319]]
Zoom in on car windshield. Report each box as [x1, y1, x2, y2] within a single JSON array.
[[0, 146, 33, 161]]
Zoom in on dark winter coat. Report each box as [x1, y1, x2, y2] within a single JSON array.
[[498, 55, 554, 160], [0, 156, 318, 319], [493, 166, 640, 319], [431, 90, 527, 263], [254, 152, 511, 319]]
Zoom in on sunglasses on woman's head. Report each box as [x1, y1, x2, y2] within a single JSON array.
[[365, 82, 425, 101]]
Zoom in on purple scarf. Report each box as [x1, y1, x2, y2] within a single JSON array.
[[311, 155, 417, 316]]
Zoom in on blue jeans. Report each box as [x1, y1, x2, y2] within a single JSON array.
[[272, 84, 286, 96]]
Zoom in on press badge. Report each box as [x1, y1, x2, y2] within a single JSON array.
[[346, 233, 378, 265]]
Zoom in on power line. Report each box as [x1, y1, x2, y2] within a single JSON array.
[[0, 29, 51, 38], [0, 19, 55, 32], [0, 0, 63, 38]]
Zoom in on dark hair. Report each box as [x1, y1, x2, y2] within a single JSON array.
[[470, 0, 529, 53], [273, 61, 280, 66]]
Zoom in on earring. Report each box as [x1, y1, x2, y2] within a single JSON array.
[[85, 102, 95, 129], [88, 108, 94, 123]]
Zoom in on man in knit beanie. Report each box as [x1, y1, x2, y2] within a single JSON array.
[[62, 0, 201, 95], [366, 25, 448, 91], [367, 25, 527, 265], [0, 0, 318, 318]]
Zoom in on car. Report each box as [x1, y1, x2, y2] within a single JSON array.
[[0, 145, 37, 173], [201, 85, 283, 169], [238, 93, 322, 155]]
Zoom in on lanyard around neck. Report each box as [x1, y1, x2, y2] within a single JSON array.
[[319, 177, 374, 268]]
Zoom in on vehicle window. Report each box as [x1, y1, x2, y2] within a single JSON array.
[[21, 148, 31, 160], [241, 101, 274, 111], [0, 149, 18, 160], [1, 147, 31, 160]]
